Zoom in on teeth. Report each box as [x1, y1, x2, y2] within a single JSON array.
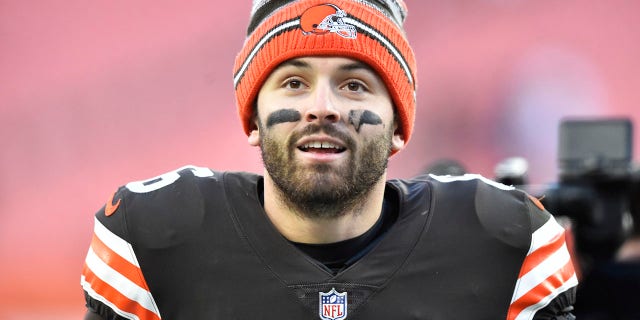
[[302, 142, 342, 149]]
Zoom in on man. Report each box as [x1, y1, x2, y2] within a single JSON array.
[[81, 0, 578, 319]]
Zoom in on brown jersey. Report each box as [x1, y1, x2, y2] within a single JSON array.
[[81, 166, 577, 319]]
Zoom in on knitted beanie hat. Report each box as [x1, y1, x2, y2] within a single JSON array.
[[234, 0, 417, 146]]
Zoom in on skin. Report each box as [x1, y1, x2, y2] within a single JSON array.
[[249, 56, 405, 244], [84, 56, 405, 319]]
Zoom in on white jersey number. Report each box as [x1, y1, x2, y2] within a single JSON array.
[[125, 165, 214, 193]]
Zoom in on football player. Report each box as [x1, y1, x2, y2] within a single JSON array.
[[82, 1, 577, 319]]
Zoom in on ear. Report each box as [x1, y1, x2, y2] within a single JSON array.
[[390, 122, 405, 153], [247, 118, 261, 147]]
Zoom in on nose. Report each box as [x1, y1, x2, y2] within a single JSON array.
[[303, 85, 341, 124]]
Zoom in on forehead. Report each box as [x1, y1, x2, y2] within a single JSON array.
[[271, 56, 378, 75]]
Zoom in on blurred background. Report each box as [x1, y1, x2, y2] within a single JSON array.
[[1, 0, 639, 318]]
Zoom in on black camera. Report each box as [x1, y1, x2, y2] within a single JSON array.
[[433, 117, 640, 317], [496, 118, 639, 273]]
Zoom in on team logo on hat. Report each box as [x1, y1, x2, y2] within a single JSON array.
[[319, 288, 348, 320], [300, 4, 357, 39]]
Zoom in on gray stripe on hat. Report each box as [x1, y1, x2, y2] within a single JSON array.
[[234, 19, 301, 87], [343, 16, 413, 86]]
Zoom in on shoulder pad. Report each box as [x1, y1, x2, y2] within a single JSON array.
[[97, 165, 221, 248], [429, 173, 550, 249]]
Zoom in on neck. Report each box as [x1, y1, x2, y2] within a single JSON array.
[[262, 172, 387, 244]]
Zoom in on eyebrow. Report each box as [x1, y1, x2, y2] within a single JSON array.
[[276, 59, 311, 70], [339, 61, 375, 73], [275, 58, 375, 73]]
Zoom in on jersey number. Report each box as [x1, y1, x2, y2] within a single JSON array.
[[125, 165, 214, 193]]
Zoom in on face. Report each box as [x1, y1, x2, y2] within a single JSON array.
[[249, 57, 404, 218]]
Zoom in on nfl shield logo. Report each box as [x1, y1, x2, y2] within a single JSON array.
[[319, 288, 348, 320]]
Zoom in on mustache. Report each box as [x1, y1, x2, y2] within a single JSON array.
[[289, 123, 355, 149]]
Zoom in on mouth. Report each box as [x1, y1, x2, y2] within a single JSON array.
[[298, 141, 347, 154]]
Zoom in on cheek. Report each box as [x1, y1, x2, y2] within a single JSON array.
[[357, 123, 395, 144], [257, 95, 305, 126], [259, 122, 297, 148], [348, 109, 390, 133]]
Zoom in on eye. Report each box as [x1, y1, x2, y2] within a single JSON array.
[[284, 79, 305, 90], [342, 80, 368, 93]]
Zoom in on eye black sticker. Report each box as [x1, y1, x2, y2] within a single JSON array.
[[266, 109, 302, 127], [349, 110, 383, 132]]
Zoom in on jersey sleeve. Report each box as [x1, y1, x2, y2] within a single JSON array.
[[506, 194, 578, 320], [80, 187, 162, 320]]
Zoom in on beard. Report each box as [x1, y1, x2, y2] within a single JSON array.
[[259, 121, 393, 219]]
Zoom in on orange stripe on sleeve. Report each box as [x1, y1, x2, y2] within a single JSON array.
[[518, 231, 566, 277], [90, 233, 150, 291], [83, 264, 161, 320], [507, 260, 576, 320]]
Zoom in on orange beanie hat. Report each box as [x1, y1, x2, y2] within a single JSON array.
[[234, 0, 417, 147]]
